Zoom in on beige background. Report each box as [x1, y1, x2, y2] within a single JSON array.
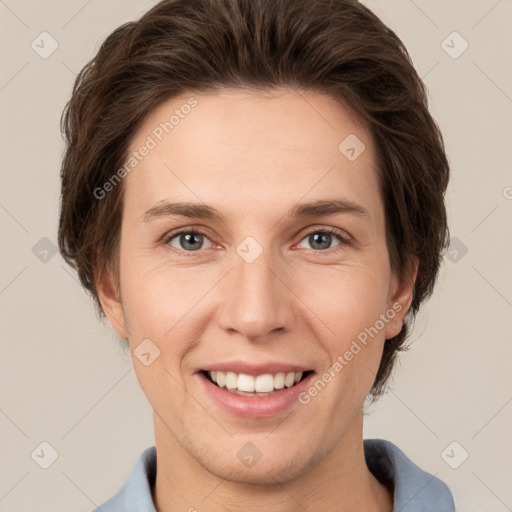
[[1, 0, 511, 511]]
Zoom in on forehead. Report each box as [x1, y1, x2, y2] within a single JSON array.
[[123, 88, 381, 221]]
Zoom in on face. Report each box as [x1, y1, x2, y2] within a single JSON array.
[[98, 88, 415, 484]]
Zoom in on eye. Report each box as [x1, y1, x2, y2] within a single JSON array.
[[163, 227, 350, 256], [165, 229, 214, 253], [296, 227, 349, 253]]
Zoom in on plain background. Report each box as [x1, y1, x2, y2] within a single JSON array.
[[0, 0, 511, 511]]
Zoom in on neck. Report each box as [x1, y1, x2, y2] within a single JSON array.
[[152, 411, 393, 512]]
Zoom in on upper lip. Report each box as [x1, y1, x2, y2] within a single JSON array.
[[198, 361, 313, 376]]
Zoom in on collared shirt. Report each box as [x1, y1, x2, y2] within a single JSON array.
[[91, 438, 455, 511]]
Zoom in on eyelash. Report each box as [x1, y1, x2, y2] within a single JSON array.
[[163, 226, 351, 257]]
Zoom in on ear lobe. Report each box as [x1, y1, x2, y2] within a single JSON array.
[[95, 269, 129, 339], [384, 255, 419, 340]]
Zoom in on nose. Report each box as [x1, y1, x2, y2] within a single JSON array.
[[216, 242, 295, 342]]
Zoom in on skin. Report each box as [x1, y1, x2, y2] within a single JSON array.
[[97, 88, 418, 512]]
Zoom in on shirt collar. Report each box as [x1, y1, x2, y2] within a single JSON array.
[[94, 439, 454, 511]]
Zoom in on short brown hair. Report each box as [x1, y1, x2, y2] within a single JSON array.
[[58, 0, 450, 401]]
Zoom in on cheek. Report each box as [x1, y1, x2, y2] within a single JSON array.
[[120, 227, 392, 349], [121, 262, 198, 407], [295, 258, 390, 397], [119, 251, 187, 330], [298, 259, 391, 341], [119, 257, 212, 381]]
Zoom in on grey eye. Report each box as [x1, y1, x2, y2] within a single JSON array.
[[297, 231, 343, 251], [168, 232, 213, 251]]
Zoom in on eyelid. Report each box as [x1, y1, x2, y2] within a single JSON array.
[[163, 226, 215, 249], [294, 226, 352, 255], [299, 225, 352, 243], [164, 226, 212, 240]]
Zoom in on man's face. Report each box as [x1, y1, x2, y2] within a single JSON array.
[[99, 88, 413, 483]]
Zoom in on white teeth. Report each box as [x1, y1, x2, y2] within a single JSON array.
[[238, 373, 255, 392], [225, 371, 238, 389], [216, 371, 225, 388], [207, 370, 307, 394], [255, 374, 274, 393], [274, 372, 285, 389], [284, 372, 295, 387]]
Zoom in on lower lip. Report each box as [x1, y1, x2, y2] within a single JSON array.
[[196, 371, 315, 418]]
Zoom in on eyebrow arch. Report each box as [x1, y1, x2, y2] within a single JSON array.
[[287, 198, 370, 220], [142, 201, 223, 222], [142, 198, 370, 223]]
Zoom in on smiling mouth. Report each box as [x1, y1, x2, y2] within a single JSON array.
[[201, 369, 314, 396]]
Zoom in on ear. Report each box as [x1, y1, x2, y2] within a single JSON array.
[[384, 255, 419, 340], [96, 268, 129, 339]]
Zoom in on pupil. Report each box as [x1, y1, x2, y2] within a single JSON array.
[[310, 232, 330, 250], [182, 233, 202, 251]]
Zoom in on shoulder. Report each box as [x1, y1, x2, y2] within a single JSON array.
[[90, 446, 157, 512], [364, 438, 456, 511], [90, 441, 456, 511]]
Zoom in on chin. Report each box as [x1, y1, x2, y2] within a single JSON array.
[[196, 445, 320, 485]]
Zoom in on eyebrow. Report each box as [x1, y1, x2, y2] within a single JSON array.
[[142, 198, 370, 223]]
